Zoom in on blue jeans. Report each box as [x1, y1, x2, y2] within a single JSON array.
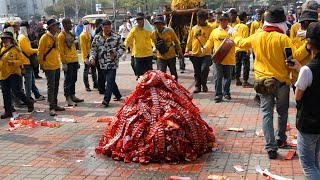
[[298, 132, 320, 180], [64, 62, 78, 96], [1, 74, 30, 113], [103, 69, 121, 103], [23, 65, 41, 99], [135, 56, 153, 77], [259, 82, 289, 151], [190, 56, 211, 87], [214, 64, 233, 97]]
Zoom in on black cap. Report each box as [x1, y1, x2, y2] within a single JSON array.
[[1, 31, 14, 39], [46, 19, 59, 29], [83, 20, 90, 25], [153, 14, 165, 24], [3, 21, 14, 29], [20, 20, 29, 27], [306, 22, 320, 46], [219, 13, 230, 20], [136, 12, 145, 20], [300, 9, 318, 22], [265, 6, 286, 23], [197, 10, 208, 19], [215, 8, 223, 14], [256, 8, 265, 14], [306, 0, 319, 11], [238, 11, 248, 21], [102, 19, 112, 26], [229, 8, 237, 14]]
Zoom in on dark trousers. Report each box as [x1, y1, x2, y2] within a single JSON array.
[[235, 51, 250, 81], [179, 57, 186, 70], [1, 74, 30, 113], [83, 64, 98, 88], [131, 56, 137, 76], [157, 57, 178, 81], [33, 65, 40, 77], [95, 60, 106, 94], [135, 56, 153, 76], [103, 69, 121, 103], [45, 69, 60, 110], [190, 56, 211, 88], [64, 62, 78, 96]]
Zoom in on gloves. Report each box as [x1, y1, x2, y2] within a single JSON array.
[[201, 46, 206, 54], [296, 30, 306, 40], [227, 25, 237, 36], [62, 64, 67, 71]]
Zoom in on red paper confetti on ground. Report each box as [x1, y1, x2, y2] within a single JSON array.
[[286, 124, 292, 131], [284, 150, 296, 160], [95, 70, 216, 164], [226, 128, 244, 132]]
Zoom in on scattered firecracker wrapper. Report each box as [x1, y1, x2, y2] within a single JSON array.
[[93, 101, 102, 104], [166, 176, 191, 180], [35, 109, 45, 113], [207, 174, 227, 180], [97, 117, 114, 122], [287, 140, 297, 147], [234, 165, 245, 172], [48, 122, 60, 128], [64, 106, 75, 109], [290, 134, 297, 139], [55, 117, 77, 123], [76, 160, 83, 163], [226, 128, 244, 132], [286, 124, 292, 131], [284, 150, 296, 160], [255, 129, 264, 137], [256, 165, 293, 180], [208, 114, 228, 118]]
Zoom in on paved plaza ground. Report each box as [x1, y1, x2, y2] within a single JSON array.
[[0, 56, 305, 180]]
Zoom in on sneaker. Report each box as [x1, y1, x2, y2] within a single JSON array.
[[35, 95, 46, 101], [1, 112, 13, 119], [224, 95, 232, 100], [193, 87, 201, 93], [236, 79, 242, 86], [86, 87, 91, 92], [27, 100, 35, 112], [242, 81, 253, 88], [181, 70, 185, 73], [49, 109, 57, 116], [113, 96, 122, 101], [71, 95, 84, 103], [267, 150, 277, 159], [202, 85, 208, 92], [55, 106, 66, 111], [277, 140, 287, 148], [214, 96, 222, 103], [102, 100, 109, 107]]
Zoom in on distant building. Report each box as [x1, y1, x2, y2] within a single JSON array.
[[2, 0, 56, 20]]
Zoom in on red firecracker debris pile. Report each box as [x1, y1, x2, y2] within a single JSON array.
[[95, 70, 216, 164]]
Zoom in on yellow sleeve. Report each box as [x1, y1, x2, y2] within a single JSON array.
[[290, 26, 296, 40], [13, 50, 24, 67], [244, 26, 249, 38], [38, 35, 46, 65], [293, 43, 310, 62], [124, 28, 134, 49], [79, 34, 88, 60], [205, 30, 215, 50], [250, 22, 255, 36], [171, 30, 182, 55], [19, 36, 38, 55], [185, 28, 194, 52], [58, 33, 66, 64], [233, 32, 253, 49]]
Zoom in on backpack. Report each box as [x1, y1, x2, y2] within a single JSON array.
[[155, 31, 171, 55]]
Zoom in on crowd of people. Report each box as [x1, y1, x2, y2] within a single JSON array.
[[1, 1, 320, 178]]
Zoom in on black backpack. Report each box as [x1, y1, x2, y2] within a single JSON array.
[[155, 31, 171, 55]]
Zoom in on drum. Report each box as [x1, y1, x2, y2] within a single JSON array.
[[211, 38, 235, 64]]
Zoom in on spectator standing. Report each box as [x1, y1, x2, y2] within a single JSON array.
[[38, 19, 65, 116]]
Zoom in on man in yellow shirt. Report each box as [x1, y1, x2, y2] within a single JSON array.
[[0, 32, 35, 119], [124, 12, 153, 79], [233, 6, 295, 159], [203, 13, 235, 102], [38, 19, 65, 116], [207, 12, 215, 28], [234, 12, 252, 87], [229, 8, 239, 27], [210, 9, 223, 29], [250, 9, 264, 36], [18, 21, 45, 101], [185, 10, 213, 93], [79, 20, 98, 92], [151, 15, 183, 81], [58, 18, 84, 106]]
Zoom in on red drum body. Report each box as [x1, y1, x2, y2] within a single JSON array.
[[211, 38, 234, 64]]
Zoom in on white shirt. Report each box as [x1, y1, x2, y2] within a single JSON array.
[[118, 23, 131, 39], [295, 65, 313, 91]]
